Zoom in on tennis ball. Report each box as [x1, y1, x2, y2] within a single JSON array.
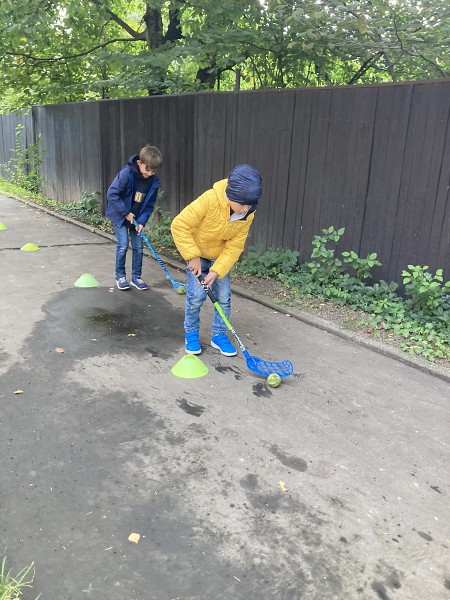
[[177, 286, 186, 295], [267, 373, 281, 388]]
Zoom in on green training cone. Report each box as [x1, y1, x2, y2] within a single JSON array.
[[20, 242, 40, 251], [0, 222, 7, 230], [74, 273, 100, 288], [171, 354, 209, 379]]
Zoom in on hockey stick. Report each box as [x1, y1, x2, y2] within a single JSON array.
[[198, 275, 293, 377], [135, 220, 187, 293]]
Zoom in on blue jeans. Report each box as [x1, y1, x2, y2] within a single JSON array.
[[113, 223, 143, 279], [184, 258, 231, 337]]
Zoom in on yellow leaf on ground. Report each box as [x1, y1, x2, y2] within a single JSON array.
[[128, 532, 140, 544], [278, 481, 287, 492], [55, 347, 64, 353], [14, 390, 24, 395], [127, 333, 136, 337]]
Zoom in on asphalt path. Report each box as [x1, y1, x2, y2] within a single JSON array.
[[1, 194, 449, 600]]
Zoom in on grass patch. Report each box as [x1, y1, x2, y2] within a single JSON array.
[[0, 557, 37, 600]]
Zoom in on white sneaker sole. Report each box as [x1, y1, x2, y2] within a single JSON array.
[[211, 340, 237, 357], [130, 281, 148, 290], [185, 348, 202, 355], [116, 281, 130, 290]]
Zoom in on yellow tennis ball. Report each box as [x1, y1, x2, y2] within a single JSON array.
[[177, 286, 186, 295], [267, 373, 281, 388]]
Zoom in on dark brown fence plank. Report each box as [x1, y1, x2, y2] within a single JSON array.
[[299, 88, 333, 259], [283, 90, 313, 252], [361, 84, 413, 280], [389, 82, 450, 281]]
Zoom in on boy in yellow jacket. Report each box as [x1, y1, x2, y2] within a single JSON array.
[[171, 164, 262, 356]]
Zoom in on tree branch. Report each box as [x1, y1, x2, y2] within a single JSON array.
[[89, 0, 146, 39], [6, 38, 143, 63], [346, 51, 383, 84], [393, 14, 447, 77]]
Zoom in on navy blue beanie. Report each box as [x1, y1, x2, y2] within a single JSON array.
[[225, 164, 262, 205]]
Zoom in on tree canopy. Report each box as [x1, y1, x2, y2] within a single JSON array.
[[1, 0, 449, 110]]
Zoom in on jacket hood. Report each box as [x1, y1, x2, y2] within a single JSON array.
[[127, 154, 142, 177]]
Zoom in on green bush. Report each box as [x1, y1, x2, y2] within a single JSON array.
[[3, 125, 44, 194], [235, 245, 299, 277], [144, 204, 176, 248], [237, 227, 449, 363]]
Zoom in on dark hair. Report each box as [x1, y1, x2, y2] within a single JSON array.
[[139, 144, 162, 169]]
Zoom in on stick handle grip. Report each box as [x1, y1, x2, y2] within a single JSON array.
[[197, 274, 218, 303]]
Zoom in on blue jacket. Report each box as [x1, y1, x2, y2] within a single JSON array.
[[106, 155, 160, 227]]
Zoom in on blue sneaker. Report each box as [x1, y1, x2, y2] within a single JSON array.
[[185, 331, 201, 355], [211, 333, 237, 357], [131, 277, 148, 290], [116, 276, 130, 290]]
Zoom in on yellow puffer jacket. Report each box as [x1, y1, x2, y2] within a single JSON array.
[[171, 179, 255, 278]]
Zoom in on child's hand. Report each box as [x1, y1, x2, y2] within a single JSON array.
[[203, 271, 217, 286], [135, 223, 143, 234], [188, 257, 202, 277], [125, 212, 135, 224]]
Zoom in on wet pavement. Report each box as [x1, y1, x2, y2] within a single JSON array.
[[1, 193, 449, 600]]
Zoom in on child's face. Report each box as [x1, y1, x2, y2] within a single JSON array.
[[137, 160, 157, 179], [228, 199, 252, 214]]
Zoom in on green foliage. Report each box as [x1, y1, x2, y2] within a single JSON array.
[[58, 191, 112, 230], [144, 205, 176, 249], [237, 226, 449, 363], [0, 557, 37, 600], [0, 0, 449, 110], [3, 125, 44, 193], [402, 265, 450, 313], [59, 191, 102, 218], [235, 245, 299, 277], [308, 226, 346, 283], [342, 250, 382, 281]]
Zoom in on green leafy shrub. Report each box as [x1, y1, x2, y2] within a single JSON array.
[[59, 191, 102, 217], [145, 204, 176, 248], [58, 191, 112, 231], [342, 250, 382, 281], [3, 125, 44, 194], [402, 265, 450, 314], [235, 245, 300, 277], [307, 226, 346, 283], [237, 226, 449, 363]]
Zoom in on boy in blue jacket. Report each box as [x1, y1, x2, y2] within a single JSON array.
[[106, 144, 162, 290]]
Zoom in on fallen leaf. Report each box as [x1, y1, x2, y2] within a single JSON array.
[[127, 333, 136, 337], [14, 390, 24, 395], [55, 347, 64, 353], [278, 481, 287, 492], [128, 532, 140, 544]]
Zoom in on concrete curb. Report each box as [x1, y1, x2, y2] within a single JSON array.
[[6, 191, 450, 384]]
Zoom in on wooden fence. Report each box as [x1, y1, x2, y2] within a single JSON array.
[[0, 80, 449, 284]]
